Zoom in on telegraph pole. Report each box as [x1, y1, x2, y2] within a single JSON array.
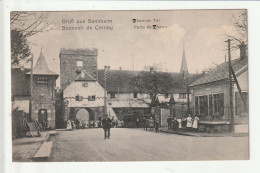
[[29, 53, 34, 121], [225, 39, 234, 132], [103, 66, 108, 117]]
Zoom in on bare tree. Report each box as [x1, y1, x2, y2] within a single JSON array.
[[10, 12, 52, 67], [226, 10, 248, 48]]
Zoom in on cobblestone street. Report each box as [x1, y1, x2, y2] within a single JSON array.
[[48, 128, 249, 161]]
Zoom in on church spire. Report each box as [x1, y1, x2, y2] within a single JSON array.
[[180, 45, 188, 75]]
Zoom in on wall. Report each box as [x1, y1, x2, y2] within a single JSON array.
[[233, 68, 249, 124], [190, 80, 231, 121], [107, 92, 189, 103], [64, 81, 105, 108], [60, 49, 98, 90], [13, 96, 30, 113]]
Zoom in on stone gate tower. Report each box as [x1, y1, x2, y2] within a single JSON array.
[[59, 48, 98, 90], [27, 50, 59, 129]]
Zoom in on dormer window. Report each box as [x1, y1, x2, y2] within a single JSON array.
[[77, 60, 83, 67]]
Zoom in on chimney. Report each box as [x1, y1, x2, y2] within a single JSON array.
[[119, 67, 122, 70], [239, 41, 247, 60], [107, 66, 110, 70]]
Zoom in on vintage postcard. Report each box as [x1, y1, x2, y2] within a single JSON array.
[[11, 10, 249, 162]]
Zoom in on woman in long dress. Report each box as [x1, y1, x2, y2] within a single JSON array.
[[186, 114, 193, 131], [192, 115, 199, 132], [177, 118, 182, 130], [66, 118, 72, 130]]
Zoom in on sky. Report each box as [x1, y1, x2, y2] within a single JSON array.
[[19, 10, 245, 79]]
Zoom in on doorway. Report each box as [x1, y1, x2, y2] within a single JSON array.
[[38, 109, 47, 129]]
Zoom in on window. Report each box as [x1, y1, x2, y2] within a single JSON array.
[[179, 93, 186, 99], [110, 93, 115, 99], [88, 95, 96, 101], [195, 96, 199, 115], [77, 60, 83, 67], [196, 93, 224, 117], [199, 95, 208, 116], [213, 93, 224, 115], [235, 92, 248, 116], [165, 94, 169, 98], [134, 93, 138, 98], [37, 77, 48, 84], [76, 94, 83, 101]]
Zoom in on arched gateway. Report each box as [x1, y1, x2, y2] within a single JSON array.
[[76, 109, 90, 121]]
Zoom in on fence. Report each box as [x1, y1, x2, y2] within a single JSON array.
[[12, 108, 29, 138]]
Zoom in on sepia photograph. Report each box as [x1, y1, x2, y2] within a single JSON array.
[[10, 10, 249, 162]]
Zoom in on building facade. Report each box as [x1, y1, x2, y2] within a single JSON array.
[[63, 70, 105, 123], [189, 45, 248, 133]]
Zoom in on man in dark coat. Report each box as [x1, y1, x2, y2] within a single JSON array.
[[167, 116, 172, 131], [102, 116, 112, 139], [172, 117, 179, 132]]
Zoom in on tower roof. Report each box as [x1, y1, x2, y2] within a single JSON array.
[[180, 48, 188, 74], [27, 50, 58, 77]]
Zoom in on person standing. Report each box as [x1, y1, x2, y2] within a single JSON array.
[[192, 115, 200, 132], [136, 117, 140, 128], [186, 114, 193, 131], [149, 117, 154, 131], [102, 116, 112, 139], [66, 118, 72, 131], [177, 118, 182, 130], [172, 117, 179, 132], [75, 118, 80, 129], [167, 116, 172, 131], [154, 119, 159, 133]]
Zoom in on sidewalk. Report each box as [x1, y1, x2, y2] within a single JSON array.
[[160, 127, 248, 137], [12, 132, 50, 162]]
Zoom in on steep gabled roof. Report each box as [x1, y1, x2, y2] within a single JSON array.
[[75, 70, 96, 81], [190, 57, 248, 87], [26, 51, 58, 77], [97, 69, 202, 93]]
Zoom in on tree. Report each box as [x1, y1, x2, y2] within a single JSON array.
[[11, 30, 31, 66], [130, 65, 175, 107], [226, 10, 248, 48], [10, 12, 51, 67]]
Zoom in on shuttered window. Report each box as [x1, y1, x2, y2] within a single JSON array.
[[209, 94, 213, 115], [212, 93, 224, 115], [195, 96, 199, 115]]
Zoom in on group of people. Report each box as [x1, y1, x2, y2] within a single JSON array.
[[167, 114, 200, 132], [143, 117, 160, 133]]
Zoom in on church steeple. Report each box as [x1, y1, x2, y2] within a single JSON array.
[[180, 45, 188, 75]]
